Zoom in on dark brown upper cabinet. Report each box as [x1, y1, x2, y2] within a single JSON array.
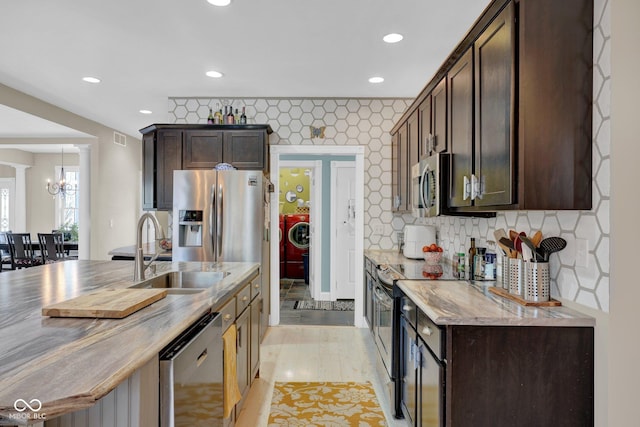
[[390, 0, 593, 212], [140, 124, 272, 211]]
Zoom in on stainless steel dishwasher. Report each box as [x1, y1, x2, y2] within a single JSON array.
[[160, 310, 224, 427]]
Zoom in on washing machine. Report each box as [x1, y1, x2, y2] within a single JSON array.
[[284, 214, 309, 279], [279, 214, 285, 278]]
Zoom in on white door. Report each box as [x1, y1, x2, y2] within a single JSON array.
[[331, 162, 356, 300]]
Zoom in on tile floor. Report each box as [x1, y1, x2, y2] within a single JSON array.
[[279, 279, 354, 326], [235, 325, 409, 427]]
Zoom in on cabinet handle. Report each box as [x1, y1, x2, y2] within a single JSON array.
[[393, 195, 401, 209], [463, 176, 471, 200], [223, 314, 232, 321], [422, 326, 433, 336], [402, 305, 413, 312], [242, 296, 249, 302], [254, 283, 260, 289], [471, 174, 483, 200]]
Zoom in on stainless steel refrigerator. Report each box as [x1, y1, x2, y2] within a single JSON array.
[[172, 169, 266, 263]]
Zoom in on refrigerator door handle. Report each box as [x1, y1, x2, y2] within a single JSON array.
[[210, 183, 216, 260], [217, 183, 223, 260]]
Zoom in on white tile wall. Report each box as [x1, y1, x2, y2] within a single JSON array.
[[169, 0, 609, 313]]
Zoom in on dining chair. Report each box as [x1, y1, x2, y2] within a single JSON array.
[[0, 232, 13, 272], [6, 233, 43, 269], [38, 233, 67, 263]]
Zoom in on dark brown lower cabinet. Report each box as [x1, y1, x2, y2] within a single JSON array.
[[446, 325, 593, 427]]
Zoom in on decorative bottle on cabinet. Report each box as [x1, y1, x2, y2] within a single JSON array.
[[207, 108, 214, 124], [468, 238, 477, 280]]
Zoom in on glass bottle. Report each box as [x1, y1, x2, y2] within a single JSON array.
[[234, 108, 240, 123], [226, 106, 234, 124], [468, 238, 476, 280], [207, 107, 214, 124], [214, 103, 223, 124], [240, 106, 247, 124]]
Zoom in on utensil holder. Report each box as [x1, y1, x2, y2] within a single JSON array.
[[500, 256, 509, 289], [524, 262, 550, 302], [508, 258, 524, 296]]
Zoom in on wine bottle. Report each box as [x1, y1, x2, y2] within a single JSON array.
[[240, 106, 247, 124], [234, 108, 240, 124], [468, 237, 477, 280], [207, 107, 214, 124], [226, 106, 234, 124], [214, 103, 223, 124]]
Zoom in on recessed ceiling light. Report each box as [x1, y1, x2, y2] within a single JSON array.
[[139, 110, 152, 115], [207, 0, 231, 6], [206, 70, 224, 78], [383, 33, 404, 43], [369, 76, 385, 84], [82, 76, 101, 84]]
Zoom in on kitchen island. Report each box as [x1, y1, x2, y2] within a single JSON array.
[[0, 260, 259, 425]]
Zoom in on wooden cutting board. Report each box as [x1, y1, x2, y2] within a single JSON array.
[[42, 288, 168, 318]]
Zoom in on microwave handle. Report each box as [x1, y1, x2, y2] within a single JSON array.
[[463, 175, 471, 200], [421, 165, 430, 208]]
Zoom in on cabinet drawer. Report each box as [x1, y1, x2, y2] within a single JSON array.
[[219, 298, 236, 332], [236, 285, 251, 314], [417, 309, 443, 359], [250, 277, 261, 301]]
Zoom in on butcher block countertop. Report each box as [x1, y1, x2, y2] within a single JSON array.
[[397, 280, 595, 327], [0, 260, 259, 423]]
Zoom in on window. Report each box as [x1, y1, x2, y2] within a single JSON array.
[[55, 166, 79, 232], [0, 178, 14, 232]]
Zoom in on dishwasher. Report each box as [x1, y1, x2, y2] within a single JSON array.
[[160, 310, 224, 427]]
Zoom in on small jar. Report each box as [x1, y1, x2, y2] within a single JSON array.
[[474, 248, 487, 279], [454, 253, 466, 279], [484, 252, 497, 280]]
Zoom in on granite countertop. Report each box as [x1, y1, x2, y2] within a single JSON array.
[[0, 260, 259, 422], [366, 249, 594, 327], [398, 279, 595, 327]]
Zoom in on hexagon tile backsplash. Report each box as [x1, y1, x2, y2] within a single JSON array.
[[169, 0, 609, 313]]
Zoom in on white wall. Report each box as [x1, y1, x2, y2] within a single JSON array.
[[609, 0, 640, 424], [0, 84, 142, 259]]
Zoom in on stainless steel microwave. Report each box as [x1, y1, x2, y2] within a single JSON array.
[[411, 153, 448, 217]]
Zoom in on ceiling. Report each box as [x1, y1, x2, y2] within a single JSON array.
[[0, 0, 490, 152]]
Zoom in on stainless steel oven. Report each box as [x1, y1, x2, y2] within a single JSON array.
[[411, 153, 448, 218]]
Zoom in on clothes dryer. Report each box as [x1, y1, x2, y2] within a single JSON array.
[[284, 214, 309, 279]]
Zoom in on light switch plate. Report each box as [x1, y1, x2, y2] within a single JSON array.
[[575, 238, 588, 268]]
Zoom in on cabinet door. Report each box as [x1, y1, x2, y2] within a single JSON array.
[[448, 49, 474, 208], [407, 111, 420, 210], [183, 130, 224, 169], [418, 96, 432, 158], [157, 130, 182, 210], [392, 124, 409, 212], [142, 133, 155, 210], [250, 299, 260, 381], [431, 78, 447, 154], [223, 130, 266, 170], [236, 308, 250, 398], [474, 2, 515, 207]]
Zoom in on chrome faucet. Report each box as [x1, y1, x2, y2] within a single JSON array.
[[133, 212, 165, 282]]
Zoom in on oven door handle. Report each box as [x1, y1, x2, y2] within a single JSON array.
[[373, 287, 393, 309]]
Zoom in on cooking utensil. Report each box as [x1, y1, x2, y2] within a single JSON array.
[[538, 237, 567, 261], [498, 237, 517, 258], [509, 229, 519, 242], [494, 228, 509, 243], [530, 230, 543, 247], [513, 232, 526, 254], [520, 235, 545, 262]]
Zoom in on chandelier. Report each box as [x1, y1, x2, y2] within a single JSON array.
[[46, 147, 77, 197]]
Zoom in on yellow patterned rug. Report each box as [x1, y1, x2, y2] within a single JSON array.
[[268, 381, 387, 426]]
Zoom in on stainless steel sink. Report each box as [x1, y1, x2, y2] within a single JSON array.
[[129, 271, 230, 294]]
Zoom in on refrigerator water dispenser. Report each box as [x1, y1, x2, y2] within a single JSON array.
[[178, 210, 203, 247]]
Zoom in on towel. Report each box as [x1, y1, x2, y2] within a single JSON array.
[[222, 324, 242, 418]]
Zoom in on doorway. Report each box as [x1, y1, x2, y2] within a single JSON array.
[[269, 146, 365, 327]]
